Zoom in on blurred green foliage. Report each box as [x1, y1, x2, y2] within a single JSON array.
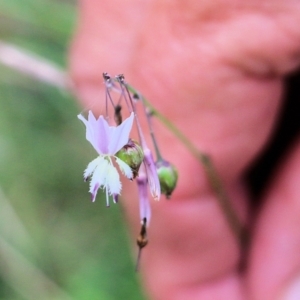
[[0, 1, 145, 299]]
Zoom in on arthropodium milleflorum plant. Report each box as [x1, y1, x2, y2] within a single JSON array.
[[0, 42, 247, 265], [78, 73, 178, 265]]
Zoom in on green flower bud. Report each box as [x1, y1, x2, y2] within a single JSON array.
[[156, 160, 178, 198], [115, 139, 144, 178]]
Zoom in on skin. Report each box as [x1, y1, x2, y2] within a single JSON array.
[[69, 1, 300, 299]]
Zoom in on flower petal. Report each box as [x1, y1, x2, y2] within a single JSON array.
[[143, 148, 161, 200], [94, 115, 111, 154], [78, 112, 97, 150], [106, 164, 122, 195], [83, 156, 102, 181], [89, 156, 109, 202], [115, 157, 133, 180], [78, 112, 110, 154], [91, 183, 100, 203], [87, 110, 97, 128], [137, 169, 151, 225], [112, 194, 119, 203], [77, 113, 88, 127], [108, 112, 134, 154]]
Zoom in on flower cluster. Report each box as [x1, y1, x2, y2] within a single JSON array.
[[78, 73, 178, 262]]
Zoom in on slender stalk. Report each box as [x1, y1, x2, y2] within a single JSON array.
[[137, 91, 163, 161], [135, 247, 143, 272], [146, 109, 163, 161], [127, 85, 248, 247]]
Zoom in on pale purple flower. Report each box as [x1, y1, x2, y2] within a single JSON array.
[[131, 109, 161, 201], [78, 111, 134, 206], [143, 148, 161, 201], [137, 165, 151, 224]]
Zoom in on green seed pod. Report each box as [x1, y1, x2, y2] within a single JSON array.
[[156, 160, 178, 198], [116, 139, 144, 178]]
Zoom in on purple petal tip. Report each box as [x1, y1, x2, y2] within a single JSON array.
[[113, 194, 119, 203]]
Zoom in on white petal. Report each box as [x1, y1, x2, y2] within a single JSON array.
[[106, 164, 122, 195], [115, 157, 133, 179], [89, 157, 109, 201], [83, 156, 102, 180]]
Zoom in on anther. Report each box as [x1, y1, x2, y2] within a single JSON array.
[[114, 104, 122, 125], [102, 72, 111, 81]]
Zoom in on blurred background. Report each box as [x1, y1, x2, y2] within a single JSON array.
[[0, 0, 144, 299]]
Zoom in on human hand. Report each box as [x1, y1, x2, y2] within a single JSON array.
[[69, 1, 300, 299]]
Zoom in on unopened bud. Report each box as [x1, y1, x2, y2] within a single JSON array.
[[116, 139, 144, 178], [156, 160, 178, 198]]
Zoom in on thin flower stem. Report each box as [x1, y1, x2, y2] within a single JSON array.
[[146, 109, 163, 161], [135, 247, 143, 272], [127, 84, 248, 248], [117, 78, 148, 151], [137, 92, 163, 161]]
